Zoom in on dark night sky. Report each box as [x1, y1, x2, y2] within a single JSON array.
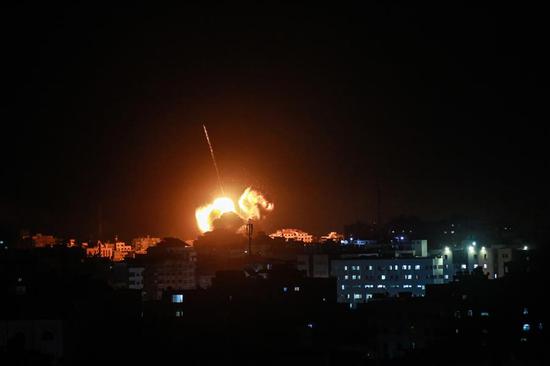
[[2, 3, 548, 240]]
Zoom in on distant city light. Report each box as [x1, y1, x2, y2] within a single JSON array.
[[523, 245, 528, 250], [472, 241, 476, 246], [468, 246, 475, 253]]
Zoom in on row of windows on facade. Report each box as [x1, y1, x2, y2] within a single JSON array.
[[459, 263, 488, 269], [347, 291, 426, 300], [342, 284, 426, 290], [343, 264, 444, 271], [343, 274, 448, 281]]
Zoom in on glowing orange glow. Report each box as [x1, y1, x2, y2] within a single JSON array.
[[195, 187, 274, 233]]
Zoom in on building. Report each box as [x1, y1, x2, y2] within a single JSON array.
[[332, 256, 448, 308], [85, 241, 114, 259], [132, 235, 162, 254], [143, 238, 197, 300], [430, 242, 527, 280], [113, 241, 133, 261], [319, 232, 344, 243], [297, 254, 331, 278], [269, 229, 314, 243], [31, 233, 57, 248], [127, 256, 146, 293]]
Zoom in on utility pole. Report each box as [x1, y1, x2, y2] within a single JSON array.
[[246, 220, 254, 257]]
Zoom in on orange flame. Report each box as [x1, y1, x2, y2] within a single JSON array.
[[195, 187, 274, 233]]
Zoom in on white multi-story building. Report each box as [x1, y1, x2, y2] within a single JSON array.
[[269, 229, 314, 243], [431, 243, 524, 280], [332, 257, 448, 308]]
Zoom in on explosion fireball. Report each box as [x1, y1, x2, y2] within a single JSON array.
[[195, 187, 274, 233]]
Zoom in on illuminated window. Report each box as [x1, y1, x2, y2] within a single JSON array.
[[172, 294, 183, 303], [344, 266, 348, 271], [283, 287, 288, 292], [341, 285, 345, 290], [175, 310, 183, 317], [368, 265, 373, 271], [294, 286, 300, 292], [344, 275, 349, 280], [381, 275, 386, 280], [366, 294, 373, 299], [461, 264, 467, 269], [481, 312, 489, 317], [523, 307, 528, 315], [352, 275, 357, 280], [354, 294, 362, 299], [415, 265, 421, 270], [483, 263, 487, 269], [402, 265, 407, 270], [523, 324, 530, 332], [444, 274, 449, 279]]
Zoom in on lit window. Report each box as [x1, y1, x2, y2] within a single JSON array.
[[344, 275, 349, 280], [402, 265, 407, 270], [523, 307, 528, 315], [175, 310, 183, 317], [354, 294, 362, 299], [461, 264, 467, 269], [415, 265, 420, 270], [366, 294, 373, 299], [352, 275, 357, 280], [481, 312, 489, 317], [344, 266, 348, 271], [368, 265, 373, 271], [283, 287, 288, 292], [294, 286, 300, 292], [341, 285, 345, 290], [444, 275, 449, 279], [381, 275, 386, 280], [172, 294, 183, 303], [523, 324, 530, 332], [467, 310, 473, 317], [377, 284, 385, 288], [483, 263, 487, 269]]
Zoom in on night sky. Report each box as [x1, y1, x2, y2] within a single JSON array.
[[3, 3, 547, 240]]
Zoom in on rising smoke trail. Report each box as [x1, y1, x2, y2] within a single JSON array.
[[202, 124, 225, 195]]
